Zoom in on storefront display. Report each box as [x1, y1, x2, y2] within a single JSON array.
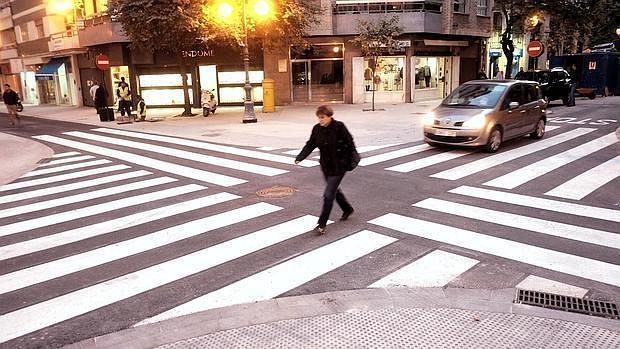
[[217, 70, 264, 104], [138, 73, 193, 106], [364, 57, 404, 92]]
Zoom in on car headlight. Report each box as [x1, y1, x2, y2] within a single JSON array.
[[462, 113, 488, 129], [423, 112, 435, 126]]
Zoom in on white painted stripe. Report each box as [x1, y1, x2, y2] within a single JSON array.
[[138, 230, 396, 325], [450, 186, 620, 223], [37, 155, 96, 167], [20, 159, 112, 178], [414, 198, 620, 249], [0, 170, 152, 205], [0, 211, 323, 343], [67, 131, 287, 176], [0, 165, 131, 192], [545, 155, 620, 200], [386, 150, 473, 172], [92, 128, 319, 167], [0, 193, 239, 261], [311, 143, 404, 159], [0, 184, 204, 238], [369, 250, 478, 288], [516, 275, 588, 298], [256, 146, 279, 151], [283, 148, 308, 155], [484, 133, 618, 189], [0, 177, 175, 219], [0, 201, 278, 294], [32, 135, 246, 187], [360, 144, 432, 166], [51, 152, 81, 158], [431, 128, 596, 180], [545, 125, 561, 132], [369, 214, 620, 287]]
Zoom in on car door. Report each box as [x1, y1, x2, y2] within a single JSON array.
[[522, 84, 543, 134], [501, 84, 525, 139]]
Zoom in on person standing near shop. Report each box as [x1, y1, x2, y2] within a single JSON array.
[[116, 77, 132, 117], [95, 83, 109, 112], [135, 95, 147, 121], [295, 105, 355, 235], [3, 84, 21, 127], [89, 80, 99, 108]]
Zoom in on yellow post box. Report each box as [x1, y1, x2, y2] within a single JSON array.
[[262, 78, 276, 113]]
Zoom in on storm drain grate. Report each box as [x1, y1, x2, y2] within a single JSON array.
[[515, 289, 619, 319], [256, 185, 297, 198]]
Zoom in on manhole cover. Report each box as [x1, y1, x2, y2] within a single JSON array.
[[256, 185, 297, 198]]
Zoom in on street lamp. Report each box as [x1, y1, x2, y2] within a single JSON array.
[[218, 0, 272, 123]]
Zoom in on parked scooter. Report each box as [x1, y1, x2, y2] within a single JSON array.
[[201, 89, 217, 117]]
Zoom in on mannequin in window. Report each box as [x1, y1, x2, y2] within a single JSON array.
[[364, 67, 373, 91], [424, 65, 431, 87], [417, 68, 425, 88]]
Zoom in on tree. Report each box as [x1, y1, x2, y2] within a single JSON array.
[[351, 17, 403, 111], [109, 0, 209, 116]]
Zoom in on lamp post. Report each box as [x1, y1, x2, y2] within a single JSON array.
[[218, 0, 271, 123]]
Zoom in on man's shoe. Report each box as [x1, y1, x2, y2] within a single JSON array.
[[315, 225, 326, 235], [340, 208, 354, 221]]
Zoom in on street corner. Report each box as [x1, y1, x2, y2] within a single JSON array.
[[0, 132, 54, 186]]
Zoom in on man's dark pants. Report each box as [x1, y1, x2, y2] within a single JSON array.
[[318, 174, 353, 228]]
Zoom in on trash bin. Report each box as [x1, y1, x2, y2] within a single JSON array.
[[262, 78, 275, 113]]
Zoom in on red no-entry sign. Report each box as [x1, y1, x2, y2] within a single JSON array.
[[527, 41, 544, 58], [95, 54, 110, 70]]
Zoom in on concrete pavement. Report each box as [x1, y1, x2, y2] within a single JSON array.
[[2, 101, 619, 348]]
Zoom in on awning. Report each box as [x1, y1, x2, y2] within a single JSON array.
[[35, 58, 66, 79]]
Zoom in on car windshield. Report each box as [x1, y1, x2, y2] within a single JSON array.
[[441, 84, 506, 108], [516, 71, 549, 83]]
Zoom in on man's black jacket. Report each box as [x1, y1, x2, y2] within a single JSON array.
[[296, 119, 355, 176]]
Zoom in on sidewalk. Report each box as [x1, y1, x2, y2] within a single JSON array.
[[65, 287, 620, 348]]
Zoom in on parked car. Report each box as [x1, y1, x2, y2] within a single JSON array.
[[515, 67, 575, 106], [423, 80, 547, 153]]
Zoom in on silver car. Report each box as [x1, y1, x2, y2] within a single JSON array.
[[423, 80, 547, 152]]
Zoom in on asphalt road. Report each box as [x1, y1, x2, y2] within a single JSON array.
[[0, 97, 619, 348]]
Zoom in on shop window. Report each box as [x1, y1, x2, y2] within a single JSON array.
[[363, 57, 404, 92], [218, 71, 263, 84], [139, 74, 192, 87], [142, 89, 193, 106], [415, 57, 445, 90], [219, 86, 263, 104], [453, 0, 466, 13]]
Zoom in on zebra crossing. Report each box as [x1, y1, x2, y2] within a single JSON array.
[[1, 125, 619, 346]]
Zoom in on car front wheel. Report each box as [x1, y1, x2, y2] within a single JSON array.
[[484, 128, 502, 153], [530, 119, 545, 139]]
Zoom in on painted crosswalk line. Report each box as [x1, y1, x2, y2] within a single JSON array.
[[369, 250, 478, 288], [37, 155, 96, 167], [431, 128, 596, 180], [137, 230, 396, 325], [545, 155, 620, 200], [369, 214, 620, 287], [51, 151, 81, 158], [386, 149, 473, 172], [0, 165, 131, 192], [0, 211, 324, 343], [413, 198, 620, 249], [516, 275, 589, 298], [20, 159, 112, 178], [0, 170, 152, 205], [484, 133, 618, 189], [92, 128, 319, 167], [33, 135, 246, 187], [0, 201, 278, 294], [0, 177, 176, 219], [66, 131, 287, 176], [310, 143, 404, 159], [0, 183, 203, 238], [449, 186, 620, 223], [0, 193, 239, 261], [360, 144, 432, 166]]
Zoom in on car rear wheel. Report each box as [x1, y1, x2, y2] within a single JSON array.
[[530, 119, 545, 139], [484, 128, 502, 153]]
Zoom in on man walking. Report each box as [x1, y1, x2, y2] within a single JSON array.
[[3, 84, 21, 127]]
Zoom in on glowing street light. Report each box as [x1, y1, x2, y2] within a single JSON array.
[[216, 0, 272, 123]]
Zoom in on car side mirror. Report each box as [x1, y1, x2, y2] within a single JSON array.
[[509, 101, 520, 109]]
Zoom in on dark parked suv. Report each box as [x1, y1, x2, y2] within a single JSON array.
[[515, 67, 575, 106]]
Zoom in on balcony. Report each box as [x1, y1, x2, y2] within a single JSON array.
[[48, 28, 81, 52], [77, 13, 129, 46]]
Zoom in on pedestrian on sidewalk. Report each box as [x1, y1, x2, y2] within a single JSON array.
[[3, 84, 21, 127], [95, 83, 109, 112], [295, 105, 355, 235], [116, 77, 132, 117], [89, 80, 99, 108], [135, 95, 147, 121]]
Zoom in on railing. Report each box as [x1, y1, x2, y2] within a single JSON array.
[[333, 0, 442, 15]]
